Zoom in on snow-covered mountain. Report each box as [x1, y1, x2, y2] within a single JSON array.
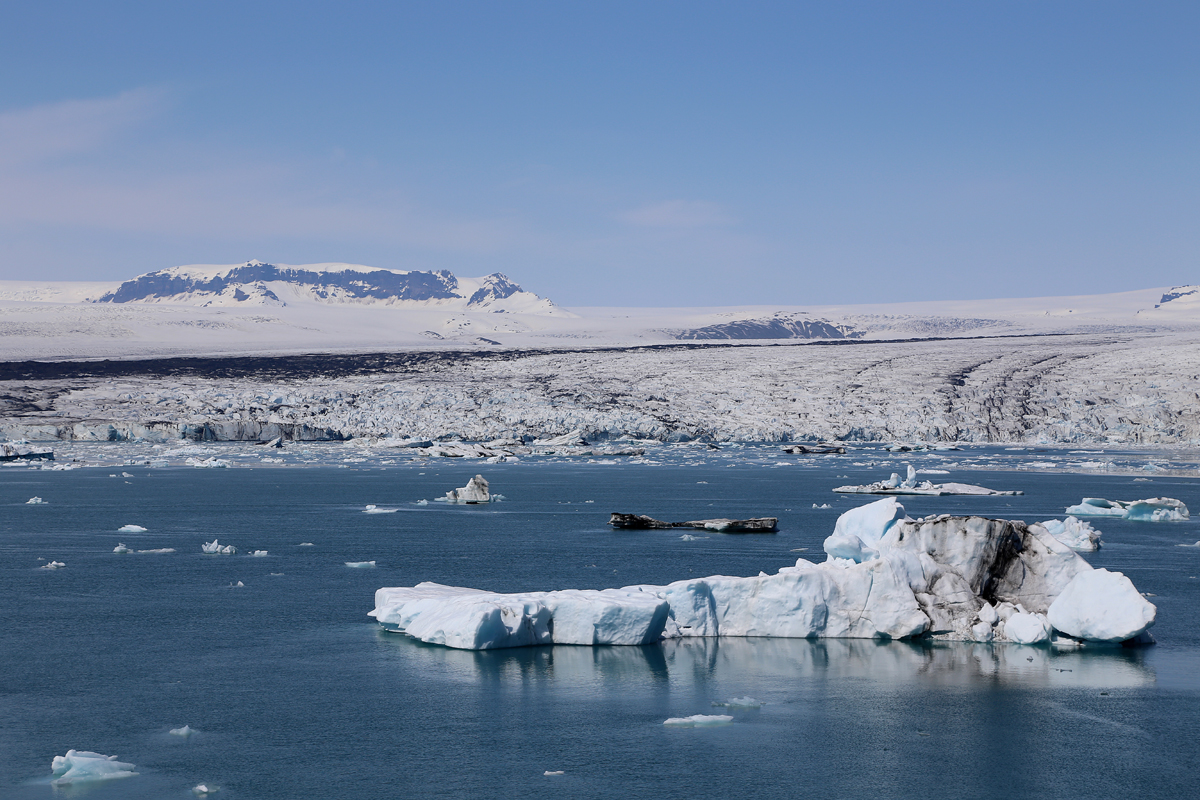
[[95, 260, 564, 314]]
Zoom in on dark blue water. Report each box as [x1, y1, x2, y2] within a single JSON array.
[[3, 460, 1199, 799]]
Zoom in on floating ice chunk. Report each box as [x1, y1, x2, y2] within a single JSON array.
[[822, 497, 905, 562], [438, 474, 491, 504], [663, 714, 733, 727], [249, 550, 268, 557], [1004, 611, 1051, 644], [138, 548, 176, 554], [299, 542, 315, 546], [1047, 569, 1156, 642], [169, 725, 195, 737], [363, 505, 398, 514], [1037, 517, 1102, 551], [41, 560, 65, 569], [812, 503, 832, 509], [415, 499, 429, 506], [201, 540, 237, 555], [1065, 497, 1188, 521], [230, 581, 244, 587], [150, 459, 168, 468], [544, 771, 564, 776], [50, 750, 137, 785], [712, 697, 763, 708], [346, 561, 377, 568], [118, 524, 148, 533], [26, 496, 46, 504], [186, 457, 230, 469], [679, 534, 703, 541], [1178, 541, 1200, 548], [192, 783, 219, 795], [113, 543, 132, 554]]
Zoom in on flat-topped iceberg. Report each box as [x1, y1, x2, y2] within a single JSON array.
[[50, 750, 138, 785], [371, 498, 1156, 650], [834, 465, 1021, 496], [1065, 497, 1189, 521]]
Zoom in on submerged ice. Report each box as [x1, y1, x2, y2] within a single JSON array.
[[371, 498, 1157, 650]]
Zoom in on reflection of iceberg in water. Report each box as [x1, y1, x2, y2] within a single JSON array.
[[378, 630, 1153, 690]]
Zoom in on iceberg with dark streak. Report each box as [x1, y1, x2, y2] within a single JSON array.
[[371, 499, 1156, 650]]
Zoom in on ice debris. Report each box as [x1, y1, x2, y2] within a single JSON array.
[[249, 550, 268, 557], [169, 725, 195, 737], [834, 465, 1021, 496], [201, 540, 237, 555], [1065, 497, 1189, 521], [1038, 516, 1103, 551], [118, 524, 148, 533], [663, 715, 733, 727], [26, 496, 46, 504], [186, 457, 230, 468], [193, 783, 219, 795], [437, 474, 491, 504], [114, 543, 132, 554], [346, 561, 376, 568], [363, 504, 398, 514], [50, 750, 137, 785], [40, 560, 65, 569], [371, 498, 1157, 649]]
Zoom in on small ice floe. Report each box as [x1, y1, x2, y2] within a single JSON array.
[[1036, 516, 1103, 551], [201, 540, 237, 555], [1065, 497, 1189, 522], [812, 503, 832, 509], [436, 474, 491, 504], [138, 548, 175, 554], [26, 496, 46, 505], [663, 714, 733, 727], [544, 771, 565, 776], [169, 725, 195, 737], [186, 457, 230, 469], [415, 499, 429, 506], [712, 697, 764, 708], [1176, 541, 1200, 548], [118, 524, 148, 533], [833, 465, 1020, 496], [299, 542, 315, 546], [121, 472, 134, 478], [50, 750, 137, 785], [229, 581, 245, 588], [346, 561, 377, 568], [41, 560, 66, 569], [363, 505, 398, 514], [248, 550, 268, 557], [679, 534, 704, 541], [192, 783, 219, 795], [114, 543, 132, 554]]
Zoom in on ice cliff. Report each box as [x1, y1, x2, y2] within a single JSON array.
[[370, 499, 1156, 650]]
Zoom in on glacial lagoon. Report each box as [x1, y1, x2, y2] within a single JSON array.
[[3, 446, 1199, 798]]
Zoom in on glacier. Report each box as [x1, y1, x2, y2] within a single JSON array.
[[370, 499, 1156, 650]]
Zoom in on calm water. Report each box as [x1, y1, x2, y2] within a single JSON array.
[[2, 456, 1199, 799]]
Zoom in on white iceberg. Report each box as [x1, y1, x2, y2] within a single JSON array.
[[249, 550, 268, 557], [1047, 569, 1157, 643], [712, 697, 763, 708], [346, 561, 377, 568], [1065, 497, 1189, 521], [186, 457, 230, 469], [193, 783, 219, 795], [50, 750, 138, 785], [363, 504, 398, 514], [834, 465, 1021, 496], [41, 560, 66, 569], [118, 524, 148, 533], [372, 498, 1157, 649], [113, 543, 132, 554], [1037, 517, 1102, 551], [169, 725, 195, 737], [26, 496, 46, 504], [436, 474, 491, 504], [1003, 611, 1052, 644], [663, 714, 733, 727], [201, 540, 237, 555], [139, 548, 176, 554]]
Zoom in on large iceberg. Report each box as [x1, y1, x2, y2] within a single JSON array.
[[371, 499, 1157, 649], [437, 474, 491, 504], [1065, 497, 1189, 521], [50, 750, 138, 785]]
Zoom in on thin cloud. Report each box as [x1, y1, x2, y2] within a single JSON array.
[[0, 88, 165, 169], [619, 200, 736, 229]]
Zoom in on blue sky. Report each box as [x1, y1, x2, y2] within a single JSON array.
[[1, 2, 1196, 306]]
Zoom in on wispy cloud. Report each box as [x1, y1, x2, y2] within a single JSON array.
[[619, 200, 736, 229], [0, 88, 164, 169]]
